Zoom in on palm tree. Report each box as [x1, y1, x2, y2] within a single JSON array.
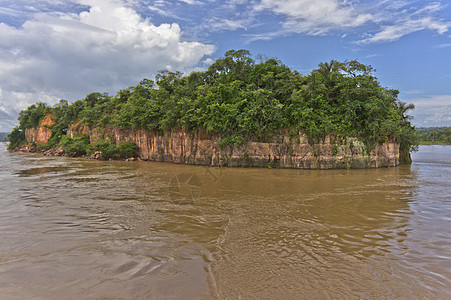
[[313, 60, 341, 101], [398, 101, 415, 120], [316, 60, 340, 77]]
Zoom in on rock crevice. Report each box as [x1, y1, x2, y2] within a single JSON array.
[[24, 116, 400, 169], [67, 126, 399, 169]]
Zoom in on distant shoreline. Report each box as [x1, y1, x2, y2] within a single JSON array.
[[417, 127, 450, 145], [419, 142, 451, 145]]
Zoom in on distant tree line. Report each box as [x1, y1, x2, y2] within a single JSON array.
[[7, 49, 418, 159], [417, 127, 451, 145]]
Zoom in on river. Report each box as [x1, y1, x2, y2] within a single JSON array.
[[0, 143, 450, 299]]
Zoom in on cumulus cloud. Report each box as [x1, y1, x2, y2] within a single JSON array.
[[0, 0, 214, 131]]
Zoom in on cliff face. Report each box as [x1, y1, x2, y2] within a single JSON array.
[[25, 114, 54, 144], [68, 124, 399, 169], [24, 115, 400, 169]]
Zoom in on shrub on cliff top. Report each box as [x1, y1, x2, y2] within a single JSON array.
[[18, 103, 50, 129]]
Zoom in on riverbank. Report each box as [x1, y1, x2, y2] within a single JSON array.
[[14, 124, 402, 169], [13, 143, 143, 162]]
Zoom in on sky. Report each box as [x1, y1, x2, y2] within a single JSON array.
[[0, 0, 450, 132]]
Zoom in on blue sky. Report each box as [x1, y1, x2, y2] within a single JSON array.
[[0, 0, 450, 131]]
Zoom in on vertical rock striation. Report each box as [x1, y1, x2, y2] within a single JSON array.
[[67, 125, 399, 169], [24, 115, 400, 169]]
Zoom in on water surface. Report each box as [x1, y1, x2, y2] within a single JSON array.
[[0, 144, 450, 299]]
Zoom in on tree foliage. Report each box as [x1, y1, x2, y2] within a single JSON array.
[[6, 127, 26, 149], [9, 50, 418, 156], [18, 103, 50, 129], [61, 134, 91, 157]]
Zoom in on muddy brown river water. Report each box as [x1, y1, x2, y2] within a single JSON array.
[[0, 144, 450, 299]]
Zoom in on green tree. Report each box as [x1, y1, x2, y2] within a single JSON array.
[[7, 50, 418, 162], [7, 127, 26, 149], [18, 102, 49, 129]]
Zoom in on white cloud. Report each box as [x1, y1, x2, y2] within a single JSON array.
[[410, 94, 451, 108], [360, 3, 449, 43], [244, 31, 286, 43], [202, 58, 214, 65], [147, 5, 169, 16], [361, 17, 449, 44], [377, 0, 410, 11], [364, 53, 380, 58], [409, 94, 451, 127], [207, 17, 247, 31], [0, 0, 214, 131], [253, 0, 449, 43], [403, 90, 425, 95], [255, 0, 373, 35], [0, 110, 19, 133], [435, 43, 451, 48], [0, 6, 23, 16], [177, 0, 202, 5]]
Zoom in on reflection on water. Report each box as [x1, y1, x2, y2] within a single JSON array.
[[0, 144, 450, 299]]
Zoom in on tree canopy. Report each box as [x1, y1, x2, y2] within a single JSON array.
[[8, 50, 418, 156]]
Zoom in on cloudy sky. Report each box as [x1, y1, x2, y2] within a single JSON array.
[[0, 0, 450, 131]]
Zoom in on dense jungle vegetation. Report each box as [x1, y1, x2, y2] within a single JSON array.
[[7, 50, 418, 158]]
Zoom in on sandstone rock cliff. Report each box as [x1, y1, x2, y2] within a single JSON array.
[[67, 125, 399, 169], [24, 114, 400, 169], [25, 114, 54, 144]]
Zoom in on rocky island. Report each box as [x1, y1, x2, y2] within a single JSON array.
[[6, 50, 417, 169]]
